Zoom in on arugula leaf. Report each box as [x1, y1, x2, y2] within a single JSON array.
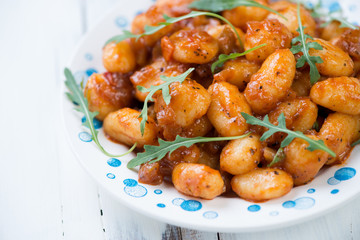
[[189, 0, 287, 20], [241, 112, 336, 157], [211, 43, 266, 73], [352, 139, 360, 147], [290, 2, 323, 85], [105, 11, 244, 48], [298, 0, 358, 30], [64, 68, 137, 157], [127, 133, 250, 168], [138, 68, 194, 135], [312, 120, 320, 132], [267, 147, 285, 167], [322, 16, 358, 30]]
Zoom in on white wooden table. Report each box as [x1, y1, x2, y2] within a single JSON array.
[[1, 0, 360, 239]]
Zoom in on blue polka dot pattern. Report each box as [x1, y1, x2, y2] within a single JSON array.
[[79, 132, 92, 142], [135, 10, 144, 16], [327, 177, 341, 185], [294, 197, 315, 210], [85, 68, 98, 77], [321, 0, 340, 12], [106, 173, 115, 179], [331, 189, 339, 194], [154, 189, 162, 195], [334, 168, 356, 181], [283, 197, 315, 210], [328, 2, 341, 12], [123, 178, 138, 187], [203, 211, 218, 219], [305, 2, 314, 9], [85, 53, 93, 61], [180, 200, 202, 211], [349, 4, 357, 12], [269, 211, 279, 216], [123, 179, 147, 198], [327, 167, 356, 187], [307, 188, 316, 194], [107, 158, 121, 167], [248, 205, 261, 212], [157, 203, 165, 208], [124, 185, 147, 198], [282, 201, 296, 208], [115, 17, 128, 28], [172, 198, 185, 206], [81, 116, 103, 129]]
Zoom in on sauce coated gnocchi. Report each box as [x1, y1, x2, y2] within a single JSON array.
[[84, 0, 360, 202]]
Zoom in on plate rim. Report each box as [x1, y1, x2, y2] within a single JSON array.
[[60, 0, 360, 233]]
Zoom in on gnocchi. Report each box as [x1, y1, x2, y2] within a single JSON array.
[[207, 82, 252, 137], [172, 163, 225, 200], [103, 108, 158, 148], [80, 0, 360, 202], [244, 19, 292, 62], [244, 49, 296, 114], [231, 168, 293, 202], [308, 38, 354, 77], [84, 72, 134, 120], [310, 77, 360, 115], [222, 0, 270, 31], [220, 134, 261, 175], [283, 135, 329, 186]]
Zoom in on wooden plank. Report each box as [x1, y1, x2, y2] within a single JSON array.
[[351, 197, 360, 240], [57, 132, 106, 240], [181, 229, 219, 240], [98, 188, 174, 240], [54, 0, 110, 239], [0, 0, 67, 239], [162, 225, 183, 240]]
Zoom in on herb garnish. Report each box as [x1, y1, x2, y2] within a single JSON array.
[[241, 112, 336, 157], [290, 2, 323, 85], [312, 120, 320, 132], [300, 0, 358, 30], [211, 43, 266, 73], [321, 15, 358, 30], [105, 11, 244, 48], [268, 147, 285, 167], [138, 68, 194, 135], [127, 133, 250, 168], [64, 68, 137, 157], [352, 139, 360, 147], [189, 0, 286, 20]]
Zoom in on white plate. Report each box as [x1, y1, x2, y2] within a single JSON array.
[[62, 0, 360, 232]]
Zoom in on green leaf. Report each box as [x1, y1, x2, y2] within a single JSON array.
[[211, 43, 266, 73], [290, 3, 323, 85], [138, 68, 195, 135], [241, 112, 336, 157], [267, 147, 285, 167], [312, 120, 320, 132], [64, 68, 137, 158], [352, 139, 360, 147], [332, 16, 358, 30], [127, 133, 250, 168], [297, 0, 358, 30], [104, 11, 244, 48], [104, 30, 137, 47], [189, 0, 287, 20]]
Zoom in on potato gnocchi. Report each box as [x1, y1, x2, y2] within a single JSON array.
[[83, 0, 360, 202]]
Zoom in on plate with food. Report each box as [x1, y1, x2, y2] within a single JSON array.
[[62, 0, 360, 232]]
